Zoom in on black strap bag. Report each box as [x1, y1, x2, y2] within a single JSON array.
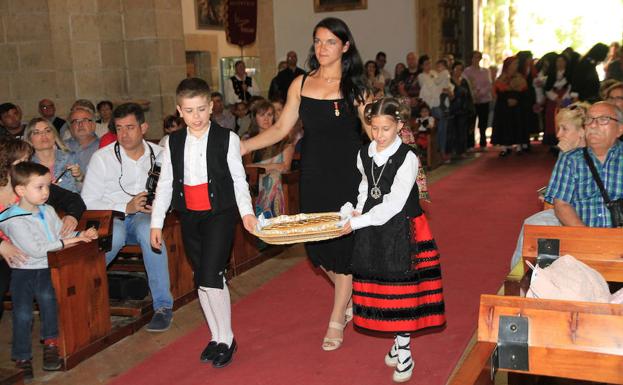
[[583, 148, 623, 228]]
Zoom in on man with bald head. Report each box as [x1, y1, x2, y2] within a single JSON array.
[[38, 99, 66, 132], [399, 52, 420, 97], [269, 50, 306, 101], [545, 102, 623, 227]]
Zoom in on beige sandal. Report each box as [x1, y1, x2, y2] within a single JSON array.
[[345, 307, 353, 324], [322, 321, 345, 351]]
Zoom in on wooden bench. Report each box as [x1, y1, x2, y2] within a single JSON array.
[[46, 210, 123, 369], [0, 367, 24, 385], [448, 294, 623, 385], [505, 225, 623, 296]]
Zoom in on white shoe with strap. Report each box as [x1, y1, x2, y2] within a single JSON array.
[[322, 321, 345, 351]]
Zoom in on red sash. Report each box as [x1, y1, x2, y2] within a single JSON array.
[[183, 183, 211, 211]]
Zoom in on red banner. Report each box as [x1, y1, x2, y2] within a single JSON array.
[[225, 0, 257, 47]]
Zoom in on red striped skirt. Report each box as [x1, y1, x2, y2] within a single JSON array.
[[352, 214, 445, 333]]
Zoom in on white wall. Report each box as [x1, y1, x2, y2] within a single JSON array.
[[272, 0, 417, 76]]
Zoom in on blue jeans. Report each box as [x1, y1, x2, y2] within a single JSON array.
[[10, 268, 58, 360], [106, 213, 173, 310], [510, 209, 561, 269], [432, 107, 449, 154]]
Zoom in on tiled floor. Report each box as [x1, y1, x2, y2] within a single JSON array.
[[0, 153, 481, 384]]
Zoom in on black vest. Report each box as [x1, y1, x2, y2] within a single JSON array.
[[168, 124, 236, 213], [360, 142, 422, 217], [230, 76, 252, 102]]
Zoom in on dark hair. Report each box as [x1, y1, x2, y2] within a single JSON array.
[[234, 60, 244, 68], [417, 55, 430, 75], [113, 103, 145, 126], [307, 17, 366, 110], [249, 99, 275, 136], [364, 60, 379, 77], [363, 97, 410, 124], [376, 51, 386, 60], [544, 53, 568, 91], [176, 77, 211, 101], [0, 103, 18, 117], [436, 59, 448, 68], [96, 100, 113, 111], [10, 161, 50, 190], [0, 137, 33, 187], [451, 61, 464, 70], [163, 115, 184, 132], [210, 92, 223, 99], [584, 43, 609, 63]]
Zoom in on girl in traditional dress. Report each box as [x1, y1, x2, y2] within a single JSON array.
[[342, 97, 445, 382]]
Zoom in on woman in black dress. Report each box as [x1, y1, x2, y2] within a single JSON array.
[[242, 17, 370, 351]]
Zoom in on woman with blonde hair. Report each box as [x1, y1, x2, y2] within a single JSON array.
[[509, 102, 589, 268], [24, 118, 83, 193]]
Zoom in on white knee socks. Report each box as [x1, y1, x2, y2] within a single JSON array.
[[198, 279, 234, 346]]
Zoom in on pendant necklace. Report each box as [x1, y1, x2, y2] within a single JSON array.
[[370, 158, 388, 199], [333, 101, 340, 117]]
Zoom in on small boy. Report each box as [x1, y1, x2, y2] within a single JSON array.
[[0, 162, 97, 379], [150, 77, 257, 368]]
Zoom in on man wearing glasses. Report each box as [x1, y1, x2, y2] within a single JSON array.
[[545, 102, 623, 227], [605, 82, 623, 111], [38, 99, 66, 132], [81, 103, 173, 332], [65, 108, 100, 173]]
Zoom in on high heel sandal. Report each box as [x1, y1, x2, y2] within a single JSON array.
[[322, 321, 345, 351], [345, 307, 353, 324]]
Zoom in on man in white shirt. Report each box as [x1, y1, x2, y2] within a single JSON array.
[[224, 60, 260, 106], [81, 103, 173, 332]]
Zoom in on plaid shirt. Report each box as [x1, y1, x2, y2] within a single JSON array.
[[545, 141, 623, 227]]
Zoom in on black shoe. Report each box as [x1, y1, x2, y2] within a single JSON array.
[[499, 149, 510, 157], [43, 344, 62, 371], [212, 339, 237, 368], [15, 359, 34, 380], [200, 341, 218, 362]]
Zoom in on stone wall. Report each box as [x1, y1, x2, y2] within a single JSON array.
[[0, 0, 186, 138]]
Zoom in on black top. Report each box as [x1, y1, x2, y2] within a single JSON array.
[[230, 76, 253, 102], [297, 74, 362, 274], [268, 67, 306, 101], [168, 124, 236, 213]]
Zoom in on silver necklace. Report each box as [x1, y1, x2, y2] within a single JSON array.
[[370, 158, 388, 199]]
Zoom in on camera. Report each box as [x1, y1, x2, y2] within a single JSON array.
[[145, 162, 161, 206]]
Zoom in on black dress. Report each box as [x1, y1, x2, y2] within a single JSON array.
[[298, 76, 362, 274]]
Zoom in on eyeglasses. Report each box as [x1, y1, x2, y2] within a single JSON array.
[[584, 115, 621, 126], [70, 118, 94, 126], [607, 96, 623, 102], [31, 128, 53, 136], [39, 105, 54, 110]]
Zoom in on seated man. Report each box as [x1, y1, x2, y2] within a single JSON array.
[[81, 103, 173, 332], [65, 107, 100, 173], [546, 101, 623, 227], [0, 103, 26, 139], [38, 99, 66, 132]]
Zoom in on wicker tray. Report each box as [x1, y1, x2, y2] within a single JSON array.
[[253, 212, 344, 245]]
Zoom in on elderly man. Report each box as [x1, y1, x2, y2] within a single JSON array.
[[605, 82, 623, 111], [399, 52, 420, 97], [82, 103, 173, 331], [65, 108, 100, 173], [38, 99, 66, 132], [546, 102, 623, 227], [268, 51, 306, 101], [0, 103, 26, 139]]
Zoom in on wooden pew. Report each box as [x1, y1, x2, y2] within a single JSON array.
[[448, 294, 623, 385], [0, 367, 24, 385], [505, 225, 623, 296], [47, 210, 118, 369]]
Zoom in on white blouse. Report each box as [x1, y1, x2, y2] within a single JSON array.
[[350, 136, 419, 231]]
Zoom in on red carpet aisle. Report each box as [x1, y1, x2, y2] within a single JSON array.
[[109, 147, 555, 385]]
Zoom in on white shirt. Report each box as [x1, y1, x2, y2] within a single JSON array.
[[350, 136, 418, 231], [82, 140, 160, 213], [224, 75, 260, 106], [418, 70, 454, 108], [150, 127, 254, 229], [81, 140, 162, 213]]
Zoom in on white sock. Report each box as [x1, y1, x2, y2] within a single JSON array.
[[205, 279, 234, 346], [395, 333, 413, 371], [198, 287, 219, 342]]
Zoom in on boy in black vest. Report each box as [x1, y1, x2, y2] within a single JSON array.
[[150, 77, 257, 368]]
